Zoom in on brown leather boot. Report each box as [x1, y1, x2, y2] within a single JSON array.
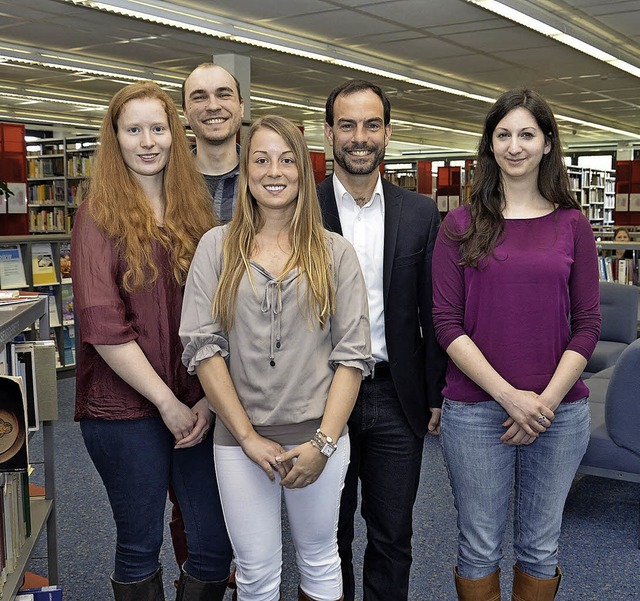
[[454, 567, 501, 600], [298, 586, 342, 601], [512, 565, 562, 601]]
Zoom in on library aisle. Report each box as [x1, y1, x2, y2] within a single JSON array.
[[23, 378, 640, 601]]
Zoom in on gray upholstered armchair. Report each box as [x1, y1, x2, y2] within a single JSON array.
[[580, 336, 640, 547], [582, 281, 639, 378]]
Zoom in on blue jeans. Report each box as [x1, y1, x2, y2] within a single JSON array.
[[440, 398, 590, 580], [81, 416, 232, 583], [338, 376, 424, 601]]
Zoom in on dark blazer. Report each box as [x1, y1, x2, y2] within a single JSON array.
[[317, 176, 447, 438]]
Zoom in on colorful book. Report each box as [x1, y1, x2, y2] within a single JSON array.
[[31, 243, 58, 286]]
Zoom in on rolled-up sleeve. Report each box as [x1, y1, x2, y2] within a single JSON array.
[[71, 203, 137, 346], [180, 227, 230, 374], [432, 211, 467, 351], [328, 234, 375, 375]]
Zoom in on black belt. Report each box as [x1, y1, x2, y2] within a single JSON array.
[[364, 361, 391, 381]]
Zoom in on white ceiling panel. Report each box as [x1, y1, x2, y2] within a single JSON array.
[[0, 0, 637, 155]]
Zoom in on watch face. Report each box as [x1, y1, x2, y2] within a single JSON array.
[[321, 443, 336, 457]]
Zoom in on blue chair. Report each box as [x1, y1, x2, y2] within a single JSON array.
[[580, 337, 640, 547], [583, 281, 639, 378]]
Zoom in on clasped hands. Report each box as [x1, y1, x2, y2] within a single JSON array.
[[500, 390, 556, 446], [241, 432, 327, 489], [159, 396, 213, 449]]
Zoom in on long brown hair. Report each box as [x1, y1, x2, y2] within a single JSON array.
[[88, 81, 215, 291], [457, 88, 579, 268], [213, 115, 335, 331]]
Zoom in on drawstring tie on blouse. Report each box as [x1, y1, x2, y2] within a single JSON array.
[[261, 280, 282, 366]]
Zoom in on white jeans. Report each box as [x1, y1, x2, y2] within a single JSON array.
[[215, 438, 350, 601]]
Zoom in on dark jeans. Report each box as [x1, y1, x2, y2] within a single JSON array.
[[81, 416, 232, 583], [338, 376, 424, 601]]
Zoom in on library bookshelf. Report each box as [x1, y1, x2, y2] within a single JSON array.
[[0, 236, 74, 373], [26, 136, 95, 235], [0, 297, 59, 600]]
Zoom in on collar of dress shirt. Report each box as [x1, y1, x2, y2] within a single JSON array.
[[332, 173, 385, 217]]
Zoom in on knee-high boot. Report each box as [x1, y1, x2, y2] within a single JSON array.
[[175, 568, 228, 601], [511, 565, 562, 601], [298, 586, 342, 601], [454, 567, 501, 601], [111, 567, 165, 601]]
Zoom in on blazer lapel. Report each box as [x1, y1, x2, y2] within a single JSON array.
[[382, 179, 401, 307], [318, 178, 343, 235]]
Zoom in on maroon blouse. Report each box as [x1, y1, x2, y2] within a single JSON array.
[[71, 202, 203, 421]]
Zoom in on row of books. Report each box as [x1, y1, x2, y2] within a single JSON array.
[[27, 184, 65, 204], [599, 256, 638, 286], [29, 210, 66, 234], [27, 158, 64, 179], [67, 155, 92, 178], [0, 471, 30, 591]]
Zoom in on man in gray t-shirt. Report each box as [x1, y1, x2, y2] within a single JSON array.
[[167, 63, 245, 590], [182, 62, 243, 222]]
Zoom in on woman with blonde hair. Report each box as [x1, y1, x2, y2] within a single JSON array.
[[72, 80, 232, 601], [180, 115, 373, 601]]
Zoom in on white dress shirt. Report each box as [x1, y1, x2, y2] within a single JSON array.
[[332, 174, 388, 363]]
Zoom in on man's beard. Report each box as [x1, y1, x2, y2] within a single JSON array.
[[333, 143, 385, 175]]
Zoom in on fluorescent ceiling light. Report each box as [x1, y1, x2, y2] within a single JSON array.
[[0, 91, 106, 110], [56, 0, 640, 141], [465, 0, 640, 78], [61, 0, 495, 103]]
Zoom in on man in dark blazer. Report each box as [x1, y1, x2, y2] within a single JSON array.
[[317, 79, 447, 601]]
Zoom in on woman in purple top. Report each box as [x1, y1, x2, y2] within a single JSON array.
[[71, 81, 232, 601], [432, 88, 601, 601]]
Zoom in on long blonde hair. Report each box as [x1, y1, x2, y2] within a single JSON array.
[[88, 81, 216, 291], [213, 115, 335, 330]]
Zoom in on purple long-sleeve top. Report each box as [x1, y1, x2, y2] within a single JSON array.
[[432, 205, 601, 403]]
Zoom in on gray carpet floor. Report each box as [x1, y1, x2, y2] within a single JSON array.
[[24, 377, 640, 600]]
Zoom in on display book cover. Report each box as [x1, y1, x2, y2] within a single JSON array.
[[16, 586, 63, 601], [0, 376, 28, 472]]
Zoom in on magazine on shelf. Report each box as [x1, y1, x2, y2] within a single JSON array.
[[0, 246, 27, 289], [31, 243, 58, 286], [34, 287, 60, 328], [60, 283, 74, 324], [59, 241, 71, 283]]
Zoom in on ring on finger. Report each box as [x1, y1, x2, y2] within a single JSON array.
[[536, 414, 549, 426]]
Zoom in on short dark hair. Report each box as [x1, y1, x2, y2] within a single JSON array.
[[325, 79, 391, 126], [181, 63, 243, 109]]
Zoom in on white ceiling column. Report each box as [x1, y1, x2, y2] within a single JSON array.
[[213, 53, 251, 123]]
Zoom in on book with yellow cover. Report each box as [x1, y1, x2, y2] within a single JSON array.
[[31, 243, 58, 286]]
